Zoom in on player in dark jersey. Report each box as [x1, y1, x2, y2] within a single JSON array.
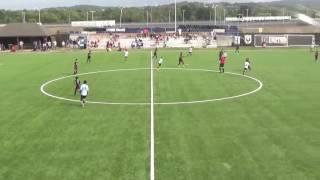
[[219, 48, 224, 60], [235, 44, 240, 53], [74, 76, 81, 96], [87, 50, 92, 64], [178, 52, 185, 67], [74, 59, 78, 75], [153, 48, 158, 60], [315, 49, 319, 63]]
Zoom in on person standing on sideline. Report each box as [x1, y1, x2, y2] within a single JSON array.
[[315, 49, 318, 63], [80, 80, 89, 107], [62, 40, 66, 48], [19, 40, 24, 50]]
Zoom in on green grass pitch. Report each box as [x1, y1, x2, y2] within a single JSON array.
[[0, 48, 319, 180]]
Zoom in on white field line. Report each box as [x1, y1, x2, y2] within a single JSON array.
[[150, 51, 155, 180], [40, 68, 263, 105], [154, 68, 263, 105], [40, 68, 150, 105]]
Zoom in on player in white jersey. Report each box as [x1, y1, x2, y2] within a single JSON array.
[[188, 46, 193, 56], [80, 80, 89, 107], [124, 49, 129, 61], [157, 57, 164, 69], [243, 58, 251, 75]]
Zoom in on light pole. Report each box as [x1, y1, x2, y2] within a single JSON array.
[[246, 9, 249, 26], [146, 10, 149, 27], [22, 11, 26, 23], [175, 0, 177, 33], [236, 14, 242, 45], [66, 9, 71, 24], [182, 10, 185, 25], [38, 9, 41, 23], [120, 7, 124, 27], [213, 4, 218, 25], [150, 7, 153, 24], [282, 8, 285, 24], [224, 8, 226, 25], [86, 11, 89, 21], [169, 9, 171, 24], [90, 11, 96, 21]]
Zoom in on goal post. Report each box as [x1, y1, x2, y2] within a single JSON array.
[[287, 34, 315, 47]]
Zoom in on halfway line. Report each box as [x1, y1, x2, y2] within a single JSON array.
[[150, 51, 155, 180]]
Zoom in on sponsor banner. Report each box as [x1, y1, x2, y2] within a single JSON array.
[[226, 16, 291, 22], [244, 35, 252, 45], [234, 36, 241, 45], [71, 20, 116, 27], [212, 29, 225, 33], [106, 28, 126, 32], [269, 36, 288, 44]]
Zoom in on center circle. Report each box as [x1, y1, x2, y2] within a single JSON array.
[[40, 68, 263, 105]]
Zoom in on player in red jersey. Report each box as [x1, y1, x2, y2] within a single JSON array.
[[219, 52, 227, 73], [74, 59, 78, 75], [74, 76, 81, 96]]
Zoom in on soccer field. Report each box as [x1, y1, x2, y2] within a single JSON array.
[[0, 48, 319, 180]]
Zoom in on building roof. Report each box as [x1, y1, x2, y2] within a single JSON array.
[[0, 23, 50, 37], [241, 24, 320, 34]]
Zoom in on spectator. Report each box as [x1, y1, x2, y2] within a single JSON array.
[[62, 41, 66, 48], [47, 41, 52, 49], [19, 40, 24, 50], [53, 40, 57, 49]]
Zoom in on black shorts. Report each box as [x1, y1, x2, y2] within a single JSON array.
[[316, 56, 318, 60], [81, 95, 87, 101], [220, 63, 225, 67], [158, 63, 162, 67]]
